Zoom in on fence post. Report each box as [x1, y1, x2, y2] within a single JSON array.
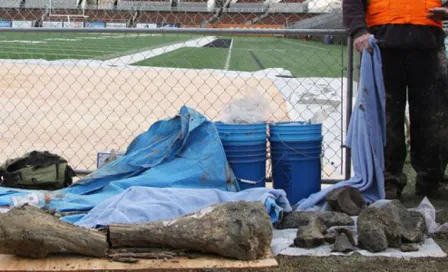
[[344, 35, 354, 180]]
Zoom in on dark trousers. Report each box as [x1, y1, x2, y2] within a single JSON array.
[[381, 48, 448, 190]]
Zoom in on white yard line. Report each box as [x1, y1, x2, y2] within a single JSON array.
[[0, 40, 46, 44], [224, 38, 234, 70], [103, 36, 217, 66], [282, 38, 327, 51]]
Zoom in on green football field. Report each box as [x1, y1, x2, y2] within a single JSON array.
[[0, 32, 345, 77]]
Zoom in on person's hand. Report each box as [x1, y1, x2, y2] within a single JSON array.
[[354, 33, 371, 53], [427, 7, 448, 21]]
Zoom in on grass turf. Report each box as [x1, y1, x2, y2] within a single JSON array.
[[134, 47, 230, 70], [0, 33, 345, 77], [135, 36, 346, 77], [0, 32, 194, 60]]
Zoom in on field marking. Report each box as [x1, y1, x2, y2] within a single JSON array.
[[103, 36, 217, 66], [224, 38, 234, 70], [98, 39, 189, 61], [0, 40, 46, 44], [78, 34, 162, 40], [281, 38, 327, 51], [44, 38, 81, 41]]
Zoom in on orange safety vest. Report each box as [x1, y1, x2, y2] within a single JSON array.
[[366, 0, 443, 28]]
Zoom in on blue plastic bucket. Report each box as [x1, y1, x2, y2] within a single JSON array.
[[269, 122, 322, 142], [221, 139, 267, 146], [215, 122, 268, 190], [271, 151, 321, 159], [269, 121, 323, 204], [270, 133, 322, 142], [270, 139, 323, 150], [227, 156, 266, 190], [217, 122, 267, 145], [269, 121, 321, 132], [271, 156, 321, 205], [223, 143, 266, 152], [226, 151, 267, 158], [215, 122, 267, 131]]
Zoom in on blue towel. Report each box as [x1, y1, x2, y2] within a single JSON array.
[[73, 187, 292, 228], [297, 35, 386, 210]]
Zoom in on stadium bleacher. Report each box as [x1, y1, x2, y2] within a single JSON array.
[[25, 0, 77, 8], [0, 0, 314, 27], [136, 11, 212, 24], [216, 12, 258, 23], [0, 8, 44, 20], [0, 0, 21, 8], [118, 0, 170, 10], [85, 9, 133, 22], [257, 12, 305, 25]]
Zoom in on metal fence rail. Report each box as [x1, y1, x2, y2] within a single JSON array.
[[0, 6, 354, 182]]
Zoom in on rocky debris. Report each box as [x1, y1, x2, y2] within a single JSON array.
[[433, 230, 448, 240], [327, 227, 356, 246], [399, 209, 426, 243], [294, 220, 326, 248], [358, 200, 426, 253], [324, 232, 339, 244], [400, 244, 419, 252], [280, 212, 354, 249], [358, 204, 401, 252], [276, 211, 354, 230], [326, 186, 365, 216], [381, 200, 426, 243], [332, 233, 356, 254]]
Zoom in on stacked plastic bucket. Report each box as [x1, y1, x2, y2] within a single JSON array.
[[214, 122, 267, 190], [269, 122, 323, 205]]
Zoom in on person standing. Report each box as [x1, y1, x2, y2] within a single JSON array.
[[343, 1, 448, 199]]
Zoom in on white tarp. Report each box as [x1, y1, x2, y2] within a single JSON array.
[[272, 229, 446, 258], [272, 198, 447, 258]]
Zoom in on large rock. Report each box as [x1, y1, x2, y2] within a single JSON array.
[[358, 204, 401, 252], [399, 209, 426, 243], [326, 186, 365, 216], [294, 220, 326, 248], [382, 200, 426, 243], [358, 200, 426, 253]]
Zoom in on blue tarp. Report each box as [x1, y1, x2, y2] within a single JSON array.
[[296, 35, 386, 210], [0, 106, 241, 217], [74, 187, 292, 228]]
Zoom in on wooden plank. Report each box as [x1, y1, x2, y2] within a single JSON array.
[[0, 253, 277, 271]]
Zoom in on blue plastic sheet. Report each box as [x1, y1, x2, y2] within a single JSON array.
[[296, 35, 386, 210], [0, 106, 240, 216]]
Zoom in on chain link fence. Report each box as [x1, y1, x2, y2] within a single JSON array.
[[0, 1, 353, 181]]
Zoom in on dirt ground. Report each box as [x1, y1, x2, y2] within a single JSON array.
[[186, 159, 448, 272]]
